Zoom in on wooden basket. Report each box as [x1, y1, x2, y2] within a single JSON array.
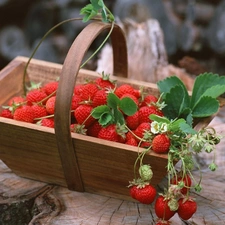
[[0, 22, 222, 200]]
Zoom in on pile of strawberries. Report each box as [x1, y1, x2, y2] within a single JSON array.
[[0, 74, 197, 223]]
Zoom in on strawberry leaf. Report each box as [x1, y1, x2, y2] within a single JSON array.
[[92, 105, 110, 119], [192, 96, 219, 117], [119, 97, 137, 116], [107, 93, 120, 109], [99, 112, 112, 126]]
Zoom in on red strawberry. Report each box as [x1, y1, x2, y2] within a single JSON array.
[[42, 81, 58, 96], [98, 124, 124, 142], [74, 104, 95, 128], [26, 89, 48, 105], [152, 134, 170, 154], [77, 83, 99, 101], [131, 184, 157, 204], [125, 137, 138, 146], [0, 109, 13, 119], [13, 105, 35, 123], [94, 73, 115, 89], [45, 96, 56, 115], [129, 185, 139, 199], [115, 84, 137, 98], [71, 95, 82, 110], [8, 96, 25, 106], [32, 105, 48, 119], [140, 94, 158, 107], [125, 111, 139, 130], [177, 198, 197, 220], [87, 121, 102, 137], [134, 122, 151, 139], [138, 106, 162, 124], [92, 89, 108, 107], [155, 196, 176, 221], [40, 118, 54, 128], [171, 174, 192, 195]]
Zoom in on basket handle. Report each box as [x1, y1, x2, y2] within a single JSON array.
[[54, 22, 128, 191]]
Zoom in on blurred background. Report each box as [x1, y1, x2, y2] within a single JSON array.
[[0, 0, 225, 75]]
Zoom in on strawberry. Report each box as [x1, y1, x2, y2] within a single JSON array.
[[155, 220, 171, 225], [87, 121, 102, 137], [177, 198, 197, 220], [125, 137, 138, 146], [45, 96, 56, 115], [92, 89, 108, 107], [74, 104, 95, 128], [8, 96, 25, 106], [13, 105, 35, 123], [0, 109, 13, 119], [140, 94, 158, 107], [77, 83, 99, 101], [42, 81, 58, 96], [129, 185, 139, 199], [171, 174, 192, 195], [71, 95, 82, 110], [26, 89, 48, 105], [94, 73, 115, 89], [40, 118, 55, 128], [98, 124, 125, 142], [125, 111, 139, 130], [32, 105, 48, 119], [138, 105, 162, 124], [155, 196, 176, 221], [115, 84, 137, 98], [152, 134, 170, 154], [134, 122, 151, 140], [131, 184, 157, 204]]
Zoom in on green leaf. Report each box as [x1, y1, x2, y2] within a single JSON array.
[[90, 0, 102, 10], [92, 105, 110, 119], [192, 96, 219, 117], [99, 112, 112, 126], [191, 73, 225, 107], [119, 97, 137, 116], [107, 93, 120, 109], [179, 122, 197, 134], [112, 108, 125, 125], [162, 85, 190, 120], [157, 76, 188, 95], [150, 114, 170, 124]]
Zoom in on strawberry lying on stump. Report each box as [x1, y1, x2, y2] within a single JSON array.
[[1, 71, 225, 223]]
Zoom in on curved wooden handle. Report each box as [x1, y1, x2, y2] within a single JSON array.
[[54, 22, 128, 191]]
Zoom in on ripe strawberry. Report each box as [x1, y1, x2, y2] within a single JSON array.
[[134, 122, 151, 139], [77, 83, 99, 101], [177, 198, 197, 220], [131, 184, 157, 204], [152, 134, 170, 154], [138, 106, 162, 124], [171, 174, 192, 195], [0, 109, 13, 119], [125, 111, 139, 130], [125, 137, 138, 146], [98, 124, 124, 142], [74, 104, 95, 128], [45, 96, 56, 115], [115, 84, 137, 98], [155, 196, 176, 221], [40, 118, 54, 128], [92, 89, 108, 107], [73, 84, 83, 96], [13, 105, 35, 123], [94, 73, 115, 89], [26, 89, 48, 105], [140, 94, 158, 107], [129, 185, 139, 199], [8, 96, 25, 106], [87, 121, 102, 137], [42, 81, 58, 96], [71, 95, 82, 110], [32, 105, 48, 119]]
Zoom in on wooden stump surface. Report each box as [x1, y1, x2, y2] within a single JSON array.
[[1, 107, 225, 225]]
